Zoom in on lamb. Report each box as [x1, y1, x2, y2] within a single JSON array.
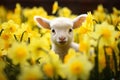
[[34, 14, 87, 60]]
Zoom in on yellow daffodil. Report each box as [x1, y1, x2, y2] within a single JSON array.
[[21, 23, 41, 41], [1, 20, 19, 33], [113, 7, 120, 16], [43, 63, 54, 78], [97, 5, 104, 13], [6, 4, 22, 24], [0, 6, 6, 24], [79, 40, 89, 53], [64, 53, 93, 80], [58, 7, 71, 17], [14, 3, 21, 15], [107, 14, 120, 26], [52, 1, 59, 14], [78, 12, 94, 46], [0, 37, 13, 51], [79, 34, 91, 55], [23, 7, 48, 26], [0, 31, 14, 50], [29, 37, 50, 59], [1, 20, 19, 41], [14, 3, 22, 24], [1, 31, 12, 41], [64, 48, 76, 63], [81, 12, 94, 32], [8, 42, 29, 65], [110, 8, 120, 26], [95, 21, 115, 39], [40, 50, 65, 79], [93, 5, 106, 22]]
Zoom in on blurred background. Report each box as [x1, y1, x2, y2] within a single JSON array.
[[0, 0, 120, 15]]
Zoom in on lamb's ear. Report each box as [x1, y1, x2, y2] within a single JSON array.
[[73, 14, 87, 29], [34, 16, 51, 29]]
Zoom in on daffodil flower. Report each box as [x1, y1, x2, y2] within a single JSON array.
[[52, 1, 59, 14]]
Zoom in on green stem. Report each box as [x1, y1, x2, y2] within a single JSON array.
[[115, 21, 120, 31], [27, 37, 30, 44], [14, 34, 18, 42], [103, 46, 114, 80], [93, 19, 101, 24], [117, 40, 120, 69], [109, 14, 113, 25], [112, 48, 118, 78], [76, 33, 79, 43], [103, 46, 109, 66], [93, 19, 98, 24], [116, 40, 120, 79], [0, 29, 4, 36], [20, 31, 26, 42], [94, 35, 103, 80]]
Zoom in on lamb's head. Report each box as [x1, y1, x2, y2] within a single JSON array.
[[34, 14, 87, 46], [50, 18, 74, 46]]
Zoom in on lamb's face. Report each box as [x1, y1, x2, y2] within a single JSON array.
[[50, 18, 74, 46]]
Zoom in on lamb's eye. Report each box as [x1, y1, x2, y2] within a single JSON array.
[[69, 28, 72, 33], [51, 29, 55, 33]]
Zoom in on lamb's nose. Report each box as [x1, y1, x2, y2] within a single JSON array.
[[59, 37, 66, 41]]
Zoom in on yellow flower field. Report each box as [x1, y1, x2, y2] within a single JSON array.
[[0, 2, 120, 80]]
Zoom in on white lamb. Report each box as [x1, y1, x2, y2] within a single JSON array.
[[34, 14, 87, 59]]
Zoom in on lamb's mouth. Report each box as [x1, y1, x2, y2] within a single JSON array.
[[58, 41, 67, 44]]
